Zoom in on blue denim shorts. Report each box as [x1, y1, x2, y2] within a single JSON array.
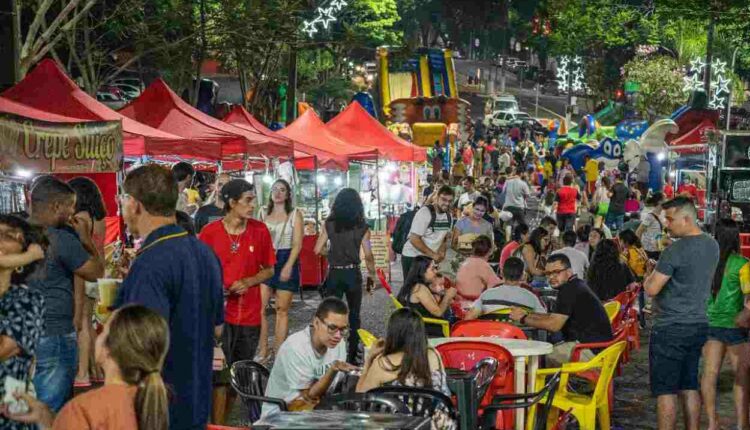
[[707, 326, 749, 346], [33, 332, 78, 412], [649, 323, 707, 397]]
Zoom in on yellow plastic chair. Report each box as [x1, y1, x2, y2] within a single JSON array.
[[389, 294, 404, 310], [421, 316, 451, 337], [527, 341, 627, 430], [603, 301, 620, 324]]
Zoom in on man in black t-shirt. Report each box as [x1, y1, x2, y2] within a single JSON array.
[[606, 173, 630, 232], [194, 173, 229, 233], [510, 253, 612, 366]]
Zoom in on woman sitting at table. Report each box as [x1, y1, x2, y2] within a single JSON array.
[[356, 308, 455, 430], [397, 257, 457, 336], [587, 239, 634, 302], [455, 235, 501, 307], [520, 227, 550, 288]]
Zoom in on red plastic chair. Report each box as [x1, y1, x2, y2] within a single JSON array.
[[436, 340, 515, 429], [451, 320, 528, 340]]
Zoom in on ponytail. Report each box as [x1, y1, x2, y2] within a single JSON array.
[[105, 305, 170, 430], [135, 371, 169, 430]]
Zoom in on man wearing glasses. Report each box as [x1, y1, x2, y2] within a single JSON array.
[[509, 254, 612, 366], [262, 297, 357, 417]]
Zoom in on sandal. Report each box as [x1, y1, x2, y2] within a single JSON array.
[[74, 378, 92, 388]]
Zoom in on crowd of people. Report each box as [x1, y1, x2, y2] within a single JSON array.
[[0, 129, 738, 430]]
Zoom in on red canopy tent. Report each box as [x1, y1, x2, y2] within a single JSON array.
[[326, 102, 427, 163], [223, 106, 346, 170], [670, 118, 718, 154], [0, 96, 87, 123], [120, 79, 293, 161], [0, 59, 209, 159], [278, 110, 380, 168]]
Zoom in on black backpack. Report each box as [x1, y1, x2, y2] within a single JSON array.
[[391, 205, 452, 254]]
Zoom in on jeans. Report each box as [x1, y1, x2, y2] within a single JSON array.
[[33, 332, 78, 412], [605, 212, 625, 232], [556, 213, 576, 232], [323, 268, 363, 364]]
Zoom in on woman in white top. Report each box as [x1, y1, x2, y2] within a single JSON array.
[[636, 192, 665, 259], [592, 175, 611, 227], [258, 179, 304, 362]]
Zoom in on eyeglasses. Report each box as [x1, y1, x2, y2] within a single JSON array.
[[319, 318, 350, 337], [545, 268, 567, 277]]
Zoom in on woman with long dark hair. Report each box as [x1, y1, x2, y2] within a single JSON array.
[[0, 215, 46, 430], [258, 179, 304, 363], [68, 177, 107, 388], [520, 227, 550, 285], [702, 220, 750, 430], [397, 256, 457, 336], [356, 308, 454, 429], [587, 227, 605, 260], [7, 305, 170, 430], [586, 239, 634, 301], [314, 188, 376, 364]]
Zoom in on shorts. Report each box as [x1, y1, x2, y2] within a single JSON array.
[[596, 202, 609, 217], [707, 326, 749, 346], [268, 248, 300, 292], [221, 323, 260, 366], [649, 323, 707, 396]]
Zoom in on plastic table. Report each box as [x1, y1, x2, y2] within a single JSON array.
[[430, 337, 553, 430]]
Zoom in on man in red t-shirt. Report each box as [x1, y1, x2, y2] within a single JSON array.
[[553, 174, 580, 232], [677, 178, 698, 200], [663, 179, 674, 199], [199, 180, 275, 372]]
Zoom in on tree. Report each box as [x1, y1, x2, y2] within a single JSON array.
[[622, 55, 685, 120], [15, 0, 97, 78]]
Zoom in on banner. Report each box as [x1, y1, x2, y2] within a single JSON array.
[[0, 113, 122, 173], [723, 132, 750, 169]]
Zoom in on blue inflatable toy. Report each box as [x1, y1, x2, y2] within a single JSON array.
[[561, 137, 624, 171], [352, 92, 378, 119], [615, 120, 649, 140]]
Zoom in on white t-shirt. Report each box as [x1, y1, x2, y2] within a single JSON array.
[[503, 178, 530, 209], [640, 210, 664, 252], [551, 247, 589, 280], [458, 190, 481, 208], [472, 284, 547, 314], [402, 206, 452, 258], [261, 327, 346, 418]]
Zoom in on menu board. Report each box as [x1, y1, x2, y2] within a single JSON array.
[[362, 231, 391, 274], [723, 132, 750, 169], [721, 170, 750, 203]]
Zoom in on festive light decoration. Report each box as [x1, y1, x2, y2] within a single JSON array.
[[302, 0, 349, 38], [556, 56, 584, 93], [683, 56, 731, 110]]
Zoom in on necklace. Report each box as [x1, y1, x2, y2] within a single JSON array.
[[223, 220, 245, 254]]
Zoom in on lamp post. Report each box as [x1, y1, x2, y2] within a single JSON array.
[[726, 47, 740, 131]]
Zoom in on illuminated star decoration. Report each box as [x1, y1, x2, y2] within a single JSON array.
[[330, 0, 347, 11], [316, 7, 336, 29], [301, 0, 346, 38], [711, 58, 727, 76], [689, 57, 706, 75], [302, 20, 319, 37], [685, 55, 731, 110], [682, 73, 703, 93], [556, 56, 584, 93]]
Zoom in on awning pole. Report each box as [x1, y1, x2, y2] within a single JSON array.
[[314, 156, 320, 233], [376, 158, 382, 232]]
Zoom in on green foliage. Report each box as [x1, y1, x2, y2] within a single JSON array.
[[622, 55, 685, 119], [340, 0, 402, 48]]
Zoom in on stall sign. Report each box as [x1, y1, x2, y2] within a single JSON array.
[[0, 113, 122, 173], [721, 170, 750, 203], [362, 231, 391, 274], [722, 132, 750, 169]]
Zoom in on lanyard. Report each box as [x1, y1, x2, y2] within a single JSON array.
[[136, 232, 188, 256]]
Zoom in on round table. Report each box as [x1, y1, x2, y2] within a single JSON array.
[[429, 337, 553, 430]]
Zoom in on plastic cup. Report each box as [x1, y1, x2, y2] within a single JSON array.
[[97, 278, 120, 311]]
